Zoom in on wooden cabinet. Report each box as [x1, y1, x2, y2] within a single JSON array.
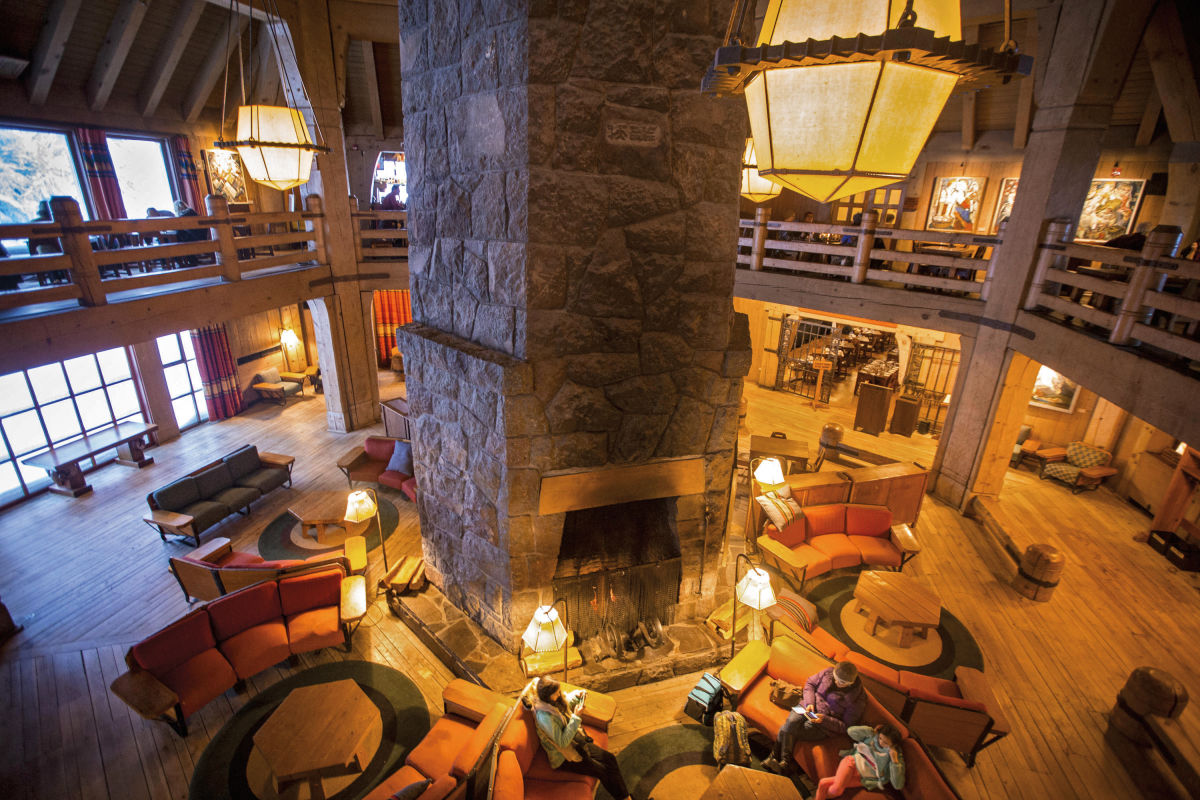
[[854, 383, 892, 436], [889, 396, 920, 437], [846, 463, 929, 526], [1127, 451, 1176, 516]]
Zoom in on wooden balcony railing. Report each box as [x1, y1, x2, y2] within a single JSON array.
[[1024, 220, 1200, 369], [352, 208, 408, 264], [737, 208, 1002, 300], [0, 194, 329, 315]]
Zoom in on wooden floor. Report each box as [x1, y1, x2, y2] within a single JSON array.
[[1, 368, 1191, 799]]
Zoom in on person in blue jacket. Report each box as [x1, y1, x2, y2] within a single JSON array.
[[815, 723, 906, 799]]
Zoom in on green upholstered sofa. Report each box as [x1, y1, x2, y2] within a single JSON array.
[[143, 445, 294, 546]]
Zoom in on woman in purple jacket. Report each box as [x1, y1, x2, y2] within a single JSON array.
[[762, 661, 866, 774]]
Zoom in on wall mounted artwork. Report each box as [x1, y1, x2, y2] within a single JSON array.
[[1030, 365, 1080, 414], [926, 176, 987, 232], [991, 177, 1019, 233], [1075, 179, 1145, 243], [202, 148, 248, 204]]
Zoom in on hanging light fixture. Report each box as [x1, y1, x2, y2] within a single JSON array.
[[214, 0, 328, 191], [705, 0, 1031, 204], [741, 138, 783, 203]]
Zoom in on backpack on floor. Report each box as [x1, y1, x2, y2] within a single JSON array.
[[712, 710, 752, 768], [684, 672, 724, 725]]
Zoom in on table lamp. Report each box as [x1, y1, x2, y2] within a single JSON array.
[[345, 488, 388, 573], [522, 599, 570, 680], [731, 552, 776, 657], [752, 457, 785, 495]]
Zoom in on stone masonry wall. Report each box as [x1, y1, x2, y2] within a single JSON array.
[[400, 0, 750, 648]]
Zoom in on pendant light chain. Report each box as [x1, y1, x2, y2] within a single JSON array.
[[1002, 0, 1018, 53]]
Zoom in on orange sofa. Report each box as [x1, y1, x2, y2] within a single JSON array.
[[168, 536, 355, 602], [719, 637, 962, 800], [757, 503, 921, 589], [110, 566, 361, 736]]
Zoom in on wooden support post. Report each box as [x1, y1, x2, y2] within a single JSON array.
[[851, 210, 878, 284], [205, 194, 242, 283], [50, 197, 105, 307], [980, 219, 1006, 302], [750, 206, 770, 272], [347, 195, 363, 265], [306, 194, 328, 264], [1023, 219, 1072, 310], [1109, 225, 1182, 345]]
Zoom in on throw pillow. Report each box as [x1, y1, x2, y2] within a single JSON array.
[[387, 440, 414, 475], [390, 779, 433, 800], [771, 588, 819, 633], [755, 491, 802, 531]]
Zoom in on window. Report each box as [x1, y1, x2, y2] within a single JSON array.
[[107, 136, 176, 217], [157, 332, 208, 430], [0, 127, 90, 257], [0, 348, 144, 506], [371, 151, 407, 206]]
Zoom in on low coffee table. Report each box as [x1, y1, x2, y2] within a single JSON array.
[[852, 570, 942, 648], [253, 679, 381, 800], [288, 491, 371, 543]]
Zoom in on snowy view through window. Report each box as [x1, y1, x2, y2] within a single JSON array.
[[0, 127, 89, 227], [107, 137, 175, 216]]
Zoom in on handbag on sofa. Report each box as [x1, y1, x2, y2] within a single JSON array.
[[769, 678, 803, 709]]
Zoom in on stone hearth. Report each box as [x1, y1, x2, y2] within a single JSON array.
[[399, 0, 748, 652]]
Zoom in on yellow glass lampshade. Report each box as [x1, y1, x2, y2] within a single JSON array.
[[753, 458, 785, 492], [744, 0, 962, 204], [741, 139, 783, 203], [522, 605, 568, 653], [735, 567, 776, 611], [344, 489, 378, 523], [233, 105, 319, 191]]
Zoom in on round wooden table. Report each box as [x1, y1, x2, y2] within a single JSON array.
[[288, 491, 372, 543], [852, 570, 942, 647], [701, 764, 802, 799]]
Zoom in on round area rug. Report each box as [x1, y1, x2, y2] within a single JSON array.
[[808, 575, 984, 680], [595, 724, 790, 800], [257, 497, 400, 561], [189, 661, 429, 800]]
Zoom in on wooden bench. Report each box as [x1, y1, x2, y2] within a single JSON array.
[[21, 421, 158, 497]]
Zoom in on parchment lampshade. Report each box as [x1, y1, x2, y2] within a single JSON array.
[[752, 457, 785, 493], [522, 605, 568, 653], [745, 0, 960, 203], [344, 489, 378, 523], [228, 105, 322, 191], [280, 328, 300, 347], [735, 567, 776, 611], [741, 139, 783, 203]]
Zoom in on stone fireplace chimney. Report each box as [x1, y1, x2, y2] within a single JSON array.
[[398, 0, 750, 649]]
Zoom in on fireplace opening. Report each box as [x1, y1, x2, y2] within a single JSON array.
[[552, 498, 682, 642]]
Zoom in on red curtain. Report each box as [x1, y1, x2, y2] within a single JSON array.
[[75, 129, 127, 220], [372, 289, 412, 366], [170, 136, 205, 213], [190, 324, 244, 420]]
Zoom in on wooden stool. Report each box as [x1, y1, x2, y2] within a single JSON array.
[[1013, 544, 1064, 601]]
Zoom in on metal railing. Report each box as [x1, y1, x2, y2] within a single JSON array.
[[0, 195, 329, 314], [737, 208, 1002, 300], [1024, 220, 1200, 367]]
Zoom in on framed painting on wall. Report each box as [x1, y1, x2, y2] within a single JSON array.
[[1075, 179, 1145, 243], [1030, 365, 1080, 414], [991, 177, 1019, 233], [202, 148, 248, 204], [926, 176, 987, 232]]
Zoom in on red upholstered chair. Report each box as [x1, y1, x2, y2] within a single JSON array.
[[336, 436, 412, 491], [279, 568, 346, 653], [208, 582, 290, 680]]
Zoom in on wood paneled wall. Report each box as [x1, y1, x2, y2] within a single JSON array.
[[1020, 386, 1100, 448], [224, 304, 308, 397]]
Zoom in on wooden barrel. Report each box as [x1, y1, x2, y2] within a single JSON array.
[[1110, 667, 1190, 745], [1013, 544, 1064, 601]]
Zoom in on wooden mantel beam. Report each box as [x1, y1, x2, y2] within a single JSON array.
[[139, 0, 206, 117], [182, 15, 248, 123], [88, 0, 151, 111], [26, 0, 83, 105]]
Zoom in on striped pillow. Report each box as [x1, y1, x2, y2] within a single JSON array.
[[756, 491, 801, 531], [770, 589, 818, 633]]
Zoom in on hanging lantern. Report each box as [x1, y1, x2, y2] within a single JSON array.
[[741, 138, 784, 203], [218, 105, 328, 192], [705, 0, 1031, 204]]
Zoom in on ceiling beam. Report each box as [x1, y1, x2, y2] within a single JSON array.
[[26, 0, 83, 105], [87, 0, 151, 111], [201, 0, 271, 23], [1135, 85, 1162, 147], [251, 29, 281, 104], [1144, 0, 1200, 143], [182, 15, 248, 123], [358, 40, 383, 138], [139, 0, 206, 117], [1013, 18, 1037, 150], [961, 25, 978, 151]]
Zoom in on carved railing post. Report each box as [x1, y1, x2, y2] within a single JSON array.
[[851, 210, 879, 283], [204, 194, 241, 282], [750, 206, 770, 271], [50, 196, 106, 307], [1024, 218, 1072, 310], [1110, 225, 1182, 344], [305, 194, 327, 264]]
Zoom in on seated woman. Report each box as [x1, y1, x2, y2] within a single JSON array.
[[531, 677, 632, 800], [815, 723, 905, 800]]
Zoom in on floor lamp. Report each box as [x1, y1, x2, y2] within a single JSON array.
[[345, 488, 388, 574], [521, 599, 570, 681], [731, 552, 776, 659]]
